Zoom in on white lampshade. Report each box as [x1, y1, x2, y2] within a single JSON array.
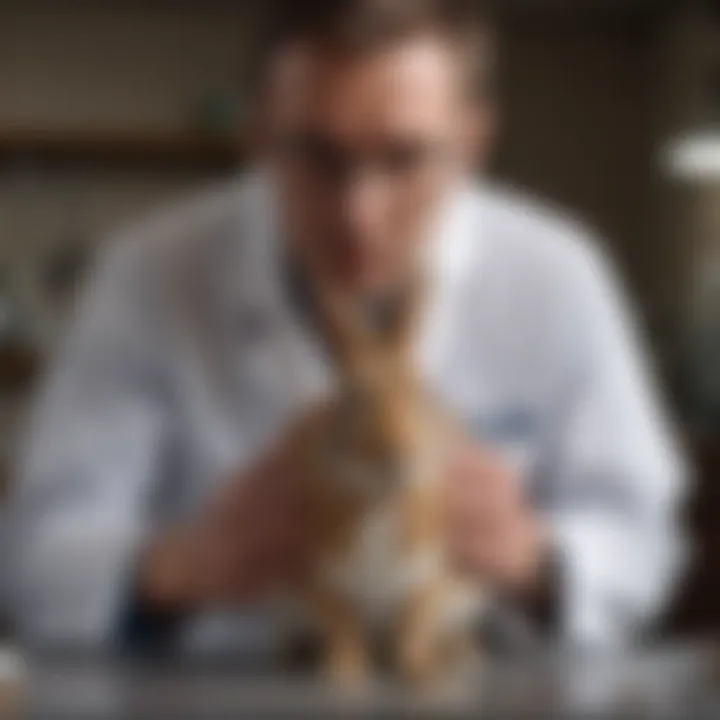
[[663, 129, 720, 180]]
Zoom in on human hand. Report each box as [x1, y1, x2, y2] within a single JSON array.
[[138, 439, 309, 612], [444, 440, 549, 597]]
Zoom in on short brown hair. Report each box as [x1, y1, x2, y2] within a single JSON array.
[[255, 0, 495, 97]]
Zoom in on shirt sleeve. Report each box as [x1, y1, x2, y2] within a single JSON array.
[[118, 583, 188, 656], [539, 241, 689, 648], [5, 238, 173, 649]]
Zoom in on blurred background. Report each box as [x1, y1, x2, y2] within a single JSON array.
[[0, 0, 718, 639]]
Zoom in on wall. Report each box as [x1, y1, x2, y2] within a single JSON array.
[[495, 15, 657, 316], [649, 6, 720, 337], [0, 3, 250, 132]]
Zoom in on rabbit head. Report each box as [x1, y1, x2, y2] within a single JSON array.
[[315, 278, 430, 492]]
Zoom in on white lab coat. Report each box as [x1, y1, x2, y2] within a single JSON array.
[[6, 171, 686, 653]]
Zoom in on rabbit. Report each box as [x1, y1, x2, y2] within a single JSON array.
[[279, 275, 486, 688]]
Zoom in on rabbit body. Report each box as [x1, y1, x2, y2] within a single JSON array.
[[285, 283, 484, 685]]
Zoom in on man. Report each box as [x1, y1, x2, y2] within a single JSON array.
[[7, 0, 684, 654]]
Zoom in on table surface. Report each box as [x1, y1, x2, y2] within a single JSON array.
[[7, 643, 720, 718]]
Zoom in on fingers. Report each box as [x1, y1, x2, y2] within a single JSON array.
[[443, 441, 544, 587], [198, 519, 305, 604], [447, 441, 519, 502], [444, 443, 517, 538]]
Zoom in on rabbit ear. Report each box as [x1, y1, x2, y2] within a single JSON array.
[[315, 273, 427, 377], [373, 273, 427, 363], [315, 285, 375, 374]]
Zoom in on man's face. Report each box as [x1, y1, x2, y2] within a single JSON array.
[[266, 35, 492, 296]]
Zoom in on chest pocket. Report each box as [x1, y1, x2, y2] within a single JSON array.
[[466, 404, 542, 479], [432, 344, 544, 482]]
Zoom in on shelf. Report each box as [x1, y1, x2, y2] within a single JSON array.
[[0, 128, 249, 172]]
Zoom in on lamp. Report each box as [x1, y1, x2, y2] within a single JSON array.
[[663, 128, 720, 181]]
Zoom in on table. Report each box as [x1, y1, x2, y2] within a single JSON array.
[[10, 643, 720, 718]]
